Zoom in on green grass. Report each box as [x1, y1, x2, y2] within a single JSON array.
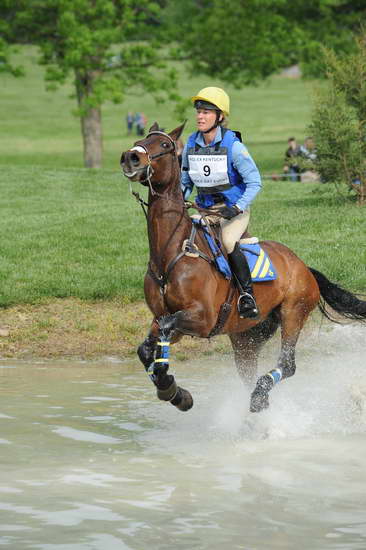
[[0, 46, 364, 307], [0, 165, 146, 305], [0, 164, 364, 307]]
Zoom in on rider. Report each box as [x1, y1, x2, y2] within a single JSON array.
[[181, 87, 262, 318]]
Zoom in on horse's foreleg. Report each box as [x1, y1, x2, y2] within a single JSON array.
[[137, 332, 158, 371], [140, 312, 193, 412]]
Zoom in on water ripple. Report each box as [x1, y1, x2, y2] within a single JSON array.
[[52, 426, 121, 444]]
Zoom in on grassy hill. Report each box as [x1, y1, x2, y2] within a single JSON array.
[[1, 47, 315, 173], [0, 46, 364, 310]]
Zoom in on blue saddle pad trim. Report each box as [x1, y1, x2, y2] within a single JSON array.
[[192, 219, 277, 282], [239, 243, 277, 282]]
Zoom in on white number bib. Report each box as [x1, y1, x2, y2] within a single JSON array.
[[188, 153, 230, 189]]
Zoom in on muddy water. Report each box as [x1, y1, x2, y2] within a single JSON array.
[[1, 324, 366, 549]]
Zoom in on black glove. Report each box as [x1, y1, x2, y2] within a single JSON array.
[[217, 205, 241, 219]]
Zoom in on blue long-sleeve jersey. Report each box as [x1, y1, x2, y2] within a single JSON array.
[[181, 126, 262, 211]]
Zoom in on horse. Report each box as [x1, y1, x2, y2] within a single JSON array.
[[120, 122, 366, 414]]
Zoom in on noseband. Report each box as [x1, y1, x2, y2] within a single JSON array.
[[124, 131, 177, 196]]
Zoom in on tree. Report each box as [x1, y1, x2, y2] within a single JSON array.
[[168, 0, 366, 85], [0, 38, 22, 76], [5, 0, 178, 168], [309, 34, 366, 205], [0, 0, 24, 76]]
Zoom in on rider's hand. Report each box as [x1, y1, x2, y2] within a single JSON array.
[[217, 205, 241, 219]]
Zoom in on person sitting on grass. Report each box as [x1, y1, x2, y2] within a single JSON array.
[[299, 136, 317, 161], [283, 137, 301, 182]]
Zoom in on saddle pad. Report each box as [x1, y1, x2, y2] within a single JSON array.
[[240, 243, 277, 282], [191, 218, 276, 282]]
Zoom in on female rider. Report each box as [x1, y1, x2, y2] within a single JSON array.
[[181, 87, 262, 319]]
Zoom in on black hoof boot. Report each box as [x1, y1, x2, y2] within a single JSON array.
[[157, 380, 193, 412], [237, 292, 260, 319]]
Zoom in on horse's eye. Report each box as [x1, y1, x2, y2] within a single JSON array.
[[161, 142, 169, 149]]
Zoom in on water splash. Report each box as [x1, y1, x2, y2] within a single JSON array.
[[139, 323, 366, 448]]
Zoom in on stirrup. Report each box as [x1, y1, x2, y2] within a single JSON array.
[[237, 292, 259, 319]]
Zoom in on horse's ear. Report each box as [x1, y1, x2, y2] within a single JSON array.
[[149, 122, 159, 132], [169, 120, 187, 142]]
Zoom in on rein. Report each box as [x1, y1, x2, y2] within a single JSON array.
[[131, 191, 227, 222]]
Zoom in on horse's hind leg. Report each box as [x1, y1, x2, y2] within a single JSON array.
[[250, 300, 315, 413], [229, 310, 280, 386]]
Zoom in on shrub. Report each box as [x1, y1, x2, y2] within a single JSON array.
[[309, 34, 366, 205]]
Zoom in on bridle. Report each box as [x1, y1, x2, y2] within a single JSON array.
[[122, 130, 177, 197]]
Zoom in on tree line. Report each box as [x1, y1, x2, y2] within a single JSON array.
[[1, 0, 365, 202]]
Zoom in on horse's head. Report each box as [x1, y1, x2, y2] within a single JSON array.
[[120, 121, 186, 191]]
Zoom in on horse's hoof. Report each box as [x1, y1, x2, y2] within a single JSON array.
[[170, 386, 193, 412], [250, 388, 269, 413]]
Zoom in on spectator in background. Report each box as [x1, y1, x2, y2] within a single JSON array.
[[299, 137, 317, 161], [299, 137, 318, 183], [126, 112, 134, 135], [135, 112, 147, 136], [139, 112, 147, 136], [135, 112, 141, 135], [283, 137, 301, 182]]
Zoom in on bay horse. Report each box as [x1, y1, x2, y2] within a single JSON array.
[[121, 122, 366, 414]]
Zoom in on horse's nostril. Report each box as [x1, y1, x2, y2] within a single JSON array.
[[131, 152, 140, 166], [120, 150, 140, 168]]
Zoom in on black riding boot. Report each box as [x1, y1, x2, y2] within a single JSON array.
[[228, 242, 259, 319]]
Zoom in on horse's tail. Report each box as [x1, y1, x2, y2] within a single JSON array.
[[309, 267, 366, 323]]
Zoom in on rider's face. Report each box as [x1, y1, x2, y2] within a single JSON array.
[[196, 109, 217, 132]]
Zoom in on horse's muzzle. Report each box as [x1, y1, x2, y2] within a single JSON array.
[[120, 148, 148, 181]]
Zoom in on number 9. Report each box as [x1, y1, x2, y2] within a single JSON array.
[[203, 165, 211, 176]]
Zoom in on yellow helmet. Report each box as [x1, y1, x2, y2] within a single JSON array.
[[191, 87, 230, 116]]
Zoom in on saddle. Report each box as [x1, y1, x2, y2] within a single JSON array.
[[183, 215, 277, 282]]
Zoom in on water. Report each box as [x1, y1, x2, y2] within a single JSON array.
[[1, 323, 366, 549]]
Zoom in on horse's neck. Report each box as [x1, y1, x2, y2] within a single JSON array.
[[147, 193, 190, 270]]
